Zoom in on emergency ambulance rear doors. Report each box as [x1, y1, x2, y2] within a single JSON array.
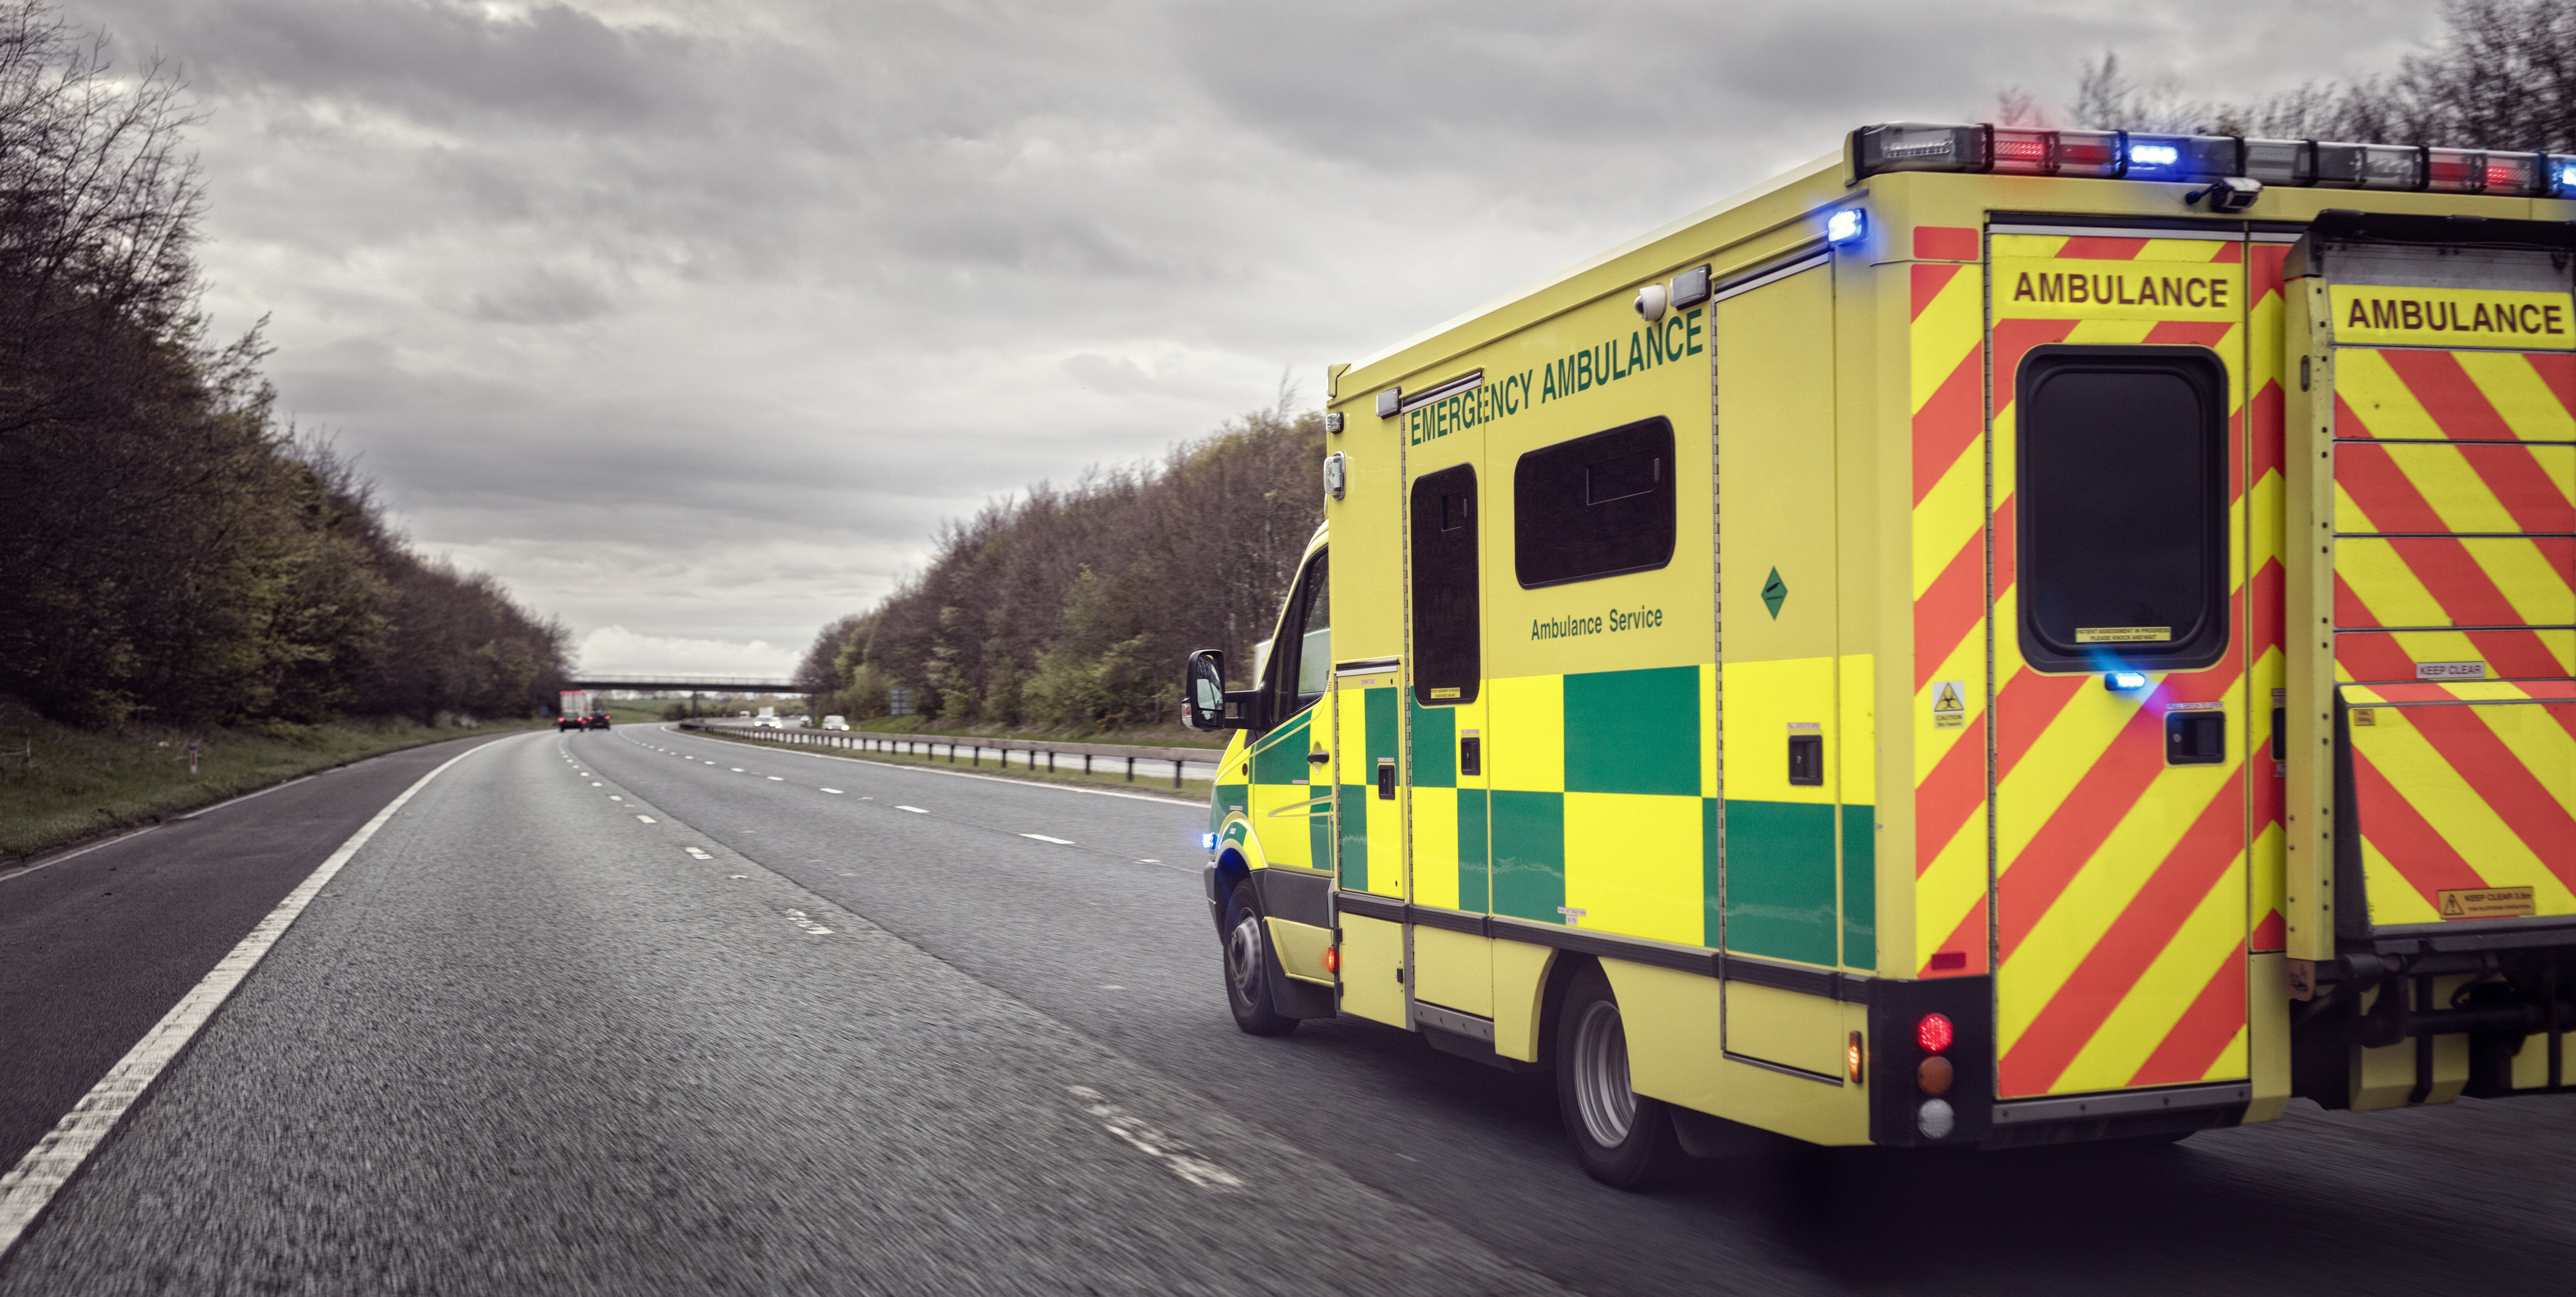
[[1985, 222, 2257, 1102], [2283, 214, 2576, 965]]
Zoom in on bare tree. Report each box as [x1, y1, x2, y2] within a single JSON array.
[[2041, 2, 2576, 152]]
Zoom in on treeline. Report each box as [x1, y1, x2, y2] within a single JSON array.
[[0, 3, 565, 728], [798, 410, 1325, 732], [2023, 0, 2576, 150]]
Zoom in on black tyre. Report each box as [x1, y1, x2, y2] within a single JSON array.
[[1554, 963, 1681, 1189], [1222, 882, 1297, 1037]]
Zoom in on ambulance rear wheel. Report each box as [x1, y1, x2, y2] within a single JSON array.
[[1222, 884, 1297, 1037], [1555, 963, 1680, 1189]]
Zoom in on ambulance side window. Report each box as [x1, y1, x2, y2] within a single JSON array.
[[1270, 551, 1330, 722], [1410, 466, 1480, 705], [1513, 417, 1676, 588], [2016, 344, 2228, 672]]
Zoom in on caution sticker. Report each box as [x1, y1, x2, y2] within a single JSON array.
[[2075, 626, 2171, 644], [2438, 886, 2536, 920], [1930, 680, 1967, 730]]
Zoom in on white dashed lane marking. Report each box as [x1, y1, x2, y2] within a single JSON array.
[[784, 909, 834, 936], [684, 847, 713, 860], [1021, 834, 1074, 845], [767, 776, 784, 781], [1064, 1086, 1241, 1192], [895, 806, 928, 814], [636, 815, 656, 823], [820, 789, 844, 795]]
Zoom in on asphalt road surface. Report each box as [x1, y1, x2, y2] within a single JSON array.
[[5, 723, 2573, 1294]]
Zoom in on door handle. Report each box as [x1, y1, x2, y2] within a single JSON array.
[[1307, 750, 1329, 764]]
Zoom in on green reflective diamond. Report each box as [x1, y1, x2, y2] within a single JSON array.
[[1761, 567, 1787, 619]]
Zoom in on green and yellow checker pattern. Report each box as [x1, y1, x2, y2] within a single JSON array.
[[1452, 663, 1875, 970], [1336, 680, 1401, 894], [1212, 706, 1330, 874]]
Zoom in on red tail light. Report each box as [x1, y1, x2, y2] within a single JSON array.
[[1916, 1012, 1954, 1054]]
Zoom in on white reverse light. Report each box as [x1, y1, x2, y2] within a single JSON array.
[[1826, 209, 1866, 245]]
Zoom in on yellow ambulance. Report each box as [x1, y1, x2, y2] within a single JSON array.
[[1181, 123, 2576, 1185]]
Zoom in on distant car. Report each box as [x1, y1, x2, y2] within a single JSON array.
[[556, 713, 583, 732], [821, 715, 848, 731], [754, 715, 782, 730], [585, 711, 612, 730]]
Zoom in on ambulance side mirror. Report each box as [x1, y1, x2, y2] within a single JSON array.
[[1182, 650, 1256, 731]]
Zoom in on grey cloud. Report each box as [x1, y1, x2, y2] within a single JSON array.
[[67, 0, 2446, 671], [465, 268, 613, 324]]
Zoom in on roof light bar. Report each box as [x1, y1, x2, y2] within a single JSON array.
[[1850, 123, 2573, 198]]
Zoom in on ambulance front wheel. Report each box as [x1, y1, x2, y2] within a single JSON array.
[[1555, 963, 1680, 1189], [1222, 884, 1297, 1037]]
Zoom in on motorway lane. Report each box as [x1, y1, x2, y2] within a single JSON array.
[[8, 721, 2574, 1293], [558, 725, 2576, 1296], [0, 729, 1561, 1295], [0, 732, 524, 1173]]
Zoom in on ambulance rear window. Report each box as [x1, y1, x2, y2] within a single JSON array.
[[1514, 417, 1676, 588], [2016, 344, 2228, 672]]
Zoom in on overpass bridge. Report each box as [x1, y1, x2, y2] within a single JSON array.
[[564, 674, 800, 694]]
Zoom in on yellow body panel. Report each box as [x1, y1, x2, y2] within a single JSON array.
[[1266, 917, 1336, 985], [1411, 926, 1493, 1017], [1337, 914, 1405, 1027]]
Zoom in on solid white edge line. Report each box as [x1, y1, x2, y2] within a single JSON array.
[[0, 826, 159, 886], [0, 734, 509, 1261], [174, 774, 316, 820]]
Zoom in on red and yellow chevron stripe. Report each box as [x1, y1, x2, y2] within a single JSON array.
[[1910, 226, 1989, 980], [2247, 241, 2293, 953], [1983, 232, 2253, 1098], [2332, 349, 2576, 685], [2342, 681, 2576, 926]]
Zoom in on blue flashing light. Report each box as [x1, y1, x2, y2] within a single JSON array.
[[2104, 671, 2150, 692], [2560, 162, 2576, 193], [1826, 208, 1866, 245], [1200, 831, 1219, 851], [2128, 142, 2181, 168]]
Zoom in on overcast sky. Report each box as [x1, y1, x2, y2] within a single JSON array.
[[69, 0, 2438, 676]]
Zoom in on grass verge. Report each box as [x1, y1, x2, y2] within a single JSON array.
[[0, 699, 545, 863], [683, 727, 1217, 804]]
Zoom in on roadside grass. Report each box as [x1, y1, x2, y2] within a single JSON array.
[[0, 699, 545, 862], [678, 726, 1218, 804]]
